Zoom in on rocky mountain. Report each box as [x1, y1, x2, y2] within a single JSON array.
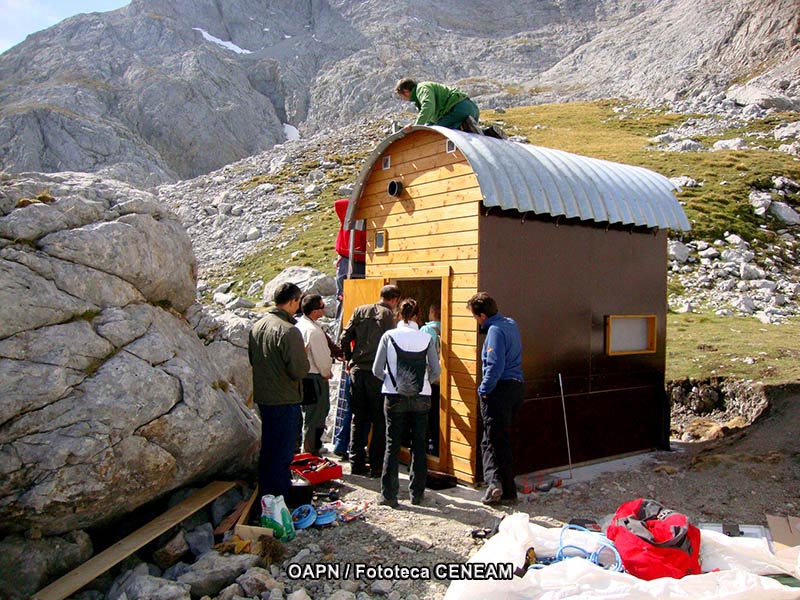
[[1, 0, 798, 187]]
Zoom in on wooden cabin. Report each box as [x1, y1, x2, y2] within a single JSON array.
[[341, 126, 690, 484]]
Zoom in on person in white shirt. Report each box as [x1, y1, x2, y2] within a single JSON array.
[[372, 298, 441, 507], [296, 294, 334, 455]]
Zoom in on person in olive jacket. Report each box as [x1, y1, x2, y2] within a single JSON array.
[[248, 282, 309, 500]]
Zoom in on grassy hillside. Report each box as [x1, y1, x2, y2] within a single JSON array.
[[484, 101, 800, 242], [667, 313, 800, 383]]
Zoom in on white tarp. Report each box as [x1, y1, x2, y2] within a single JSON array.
[[444, 513, 800, 600]]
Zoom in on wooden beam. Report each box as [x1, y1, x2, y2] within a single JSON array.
[[213, 499, 248, 535], [32, 481, 236, 600]]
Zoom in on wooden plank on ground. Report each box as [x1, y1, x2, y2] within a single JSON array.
[[32, 481, 236, 600], [213, 499, 248, 535]]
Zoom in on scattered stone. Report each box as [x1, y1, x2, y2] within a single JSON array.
[[712, 138, 747, 150], [769, 202, 800, 225], [153, 531, 190, 569], [236, 566, 284, 596], [668, 240, 691, 262], [371, 579, 393, 595], [177, 552, 261, 597], [669, 175, 700, 188], [247, 280, 265, 297], [774, 122, 800, 140], [0, 531, 92, 600], [185, 523, 215, 557]]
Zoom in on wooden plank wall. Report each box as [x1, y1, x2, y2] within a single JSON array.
[[355, 130, 481, 483]]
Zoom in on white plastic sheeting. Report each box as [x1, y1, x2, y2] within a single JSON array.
[[444, 513, 800, 600]]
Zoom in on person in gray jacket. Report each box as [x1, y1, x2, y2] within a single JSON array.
[[248, 282, 309, 500]]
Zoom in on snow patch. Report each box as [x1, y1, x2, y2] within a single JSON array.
[[283, 124, 301, 141], [192, 27, 252, 54]]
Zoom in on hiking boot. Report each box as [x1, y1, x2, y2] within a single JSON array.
[[482, 124, 507, 139], [461, 116, 484, 135], [378, 495, 398, 508], [481, 484, 503, 505], [350, 464, 369, 476]]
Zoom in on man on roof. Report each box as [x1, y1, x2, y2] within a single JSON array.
[[394, 78, 480, 132]]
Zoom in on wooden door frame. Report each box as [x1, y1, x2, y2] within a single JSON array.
[[379, 266, 452, 473]]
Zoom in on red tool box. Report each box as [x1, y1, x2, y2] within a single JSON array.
[[290, 453, 342, 484]]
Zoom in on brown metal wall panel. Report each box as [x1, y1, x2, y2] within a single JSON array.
[[512, 387, 662, 473], [478, 212, 669, 474]]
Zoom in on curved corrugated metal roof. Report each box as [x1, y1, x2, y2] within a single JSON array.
[[345, 125, 690, 231]]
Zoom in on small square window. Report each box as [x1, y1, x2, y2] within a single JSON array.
[[373, 229, 387, 252], [605, 315, 657, 355], [382, 156, 391, 170]]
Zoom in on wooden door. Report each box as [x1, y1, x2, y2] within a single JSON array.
[[341, 278, 386, 329]]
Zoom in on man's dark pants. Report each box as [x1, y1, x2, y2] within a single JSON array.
[[258, 403, 301, 500], [480, 379, 524, 498], [349, 366, 385, 472], [381, 394, 430, 502], [436, 98, 480, 129]]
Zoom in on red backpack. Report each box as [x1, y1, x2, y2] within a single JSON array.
[[606, 498, 702, 580]]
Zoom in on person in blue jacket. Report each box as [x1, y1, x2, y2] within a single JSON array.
[[466, 292, 524, 505]]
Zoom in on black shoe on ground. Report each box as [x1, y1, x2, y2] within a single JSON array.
[[369, 469, 382, 478], [333, 450, 348, 460], [378, 495, 398, 508], [481, 485, 503, 505], [411, 494, 424, 506], [351, 464, 369, 476]]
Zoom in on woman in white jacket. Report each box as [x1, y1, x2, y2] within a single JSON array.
[[372, 298, 441, 507]]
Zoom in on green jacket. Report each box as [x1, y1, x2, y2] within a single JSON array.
[[411, 81, 468, 125], [248, 307, 309, 406]]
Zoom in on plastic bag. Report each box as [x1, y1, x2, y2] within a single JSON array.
[[260, 494, 296, 542]]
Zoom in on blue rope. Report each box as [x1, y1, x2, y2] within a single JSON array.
[[529, 524, 625, 572]]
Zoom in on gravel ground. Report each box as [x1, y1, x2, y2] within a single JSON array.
[[267, 384, 800, 600]]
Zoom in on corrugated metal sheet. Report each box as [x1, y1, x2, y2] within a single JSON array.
[[345, 125, 690, 231]]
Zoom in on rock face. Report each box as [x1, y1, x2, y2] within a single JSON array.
[[0, 172, 260, 535], [1, 0, 798, 187]]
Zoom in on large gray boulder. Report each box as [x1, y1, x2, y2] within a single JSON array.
[[0, 172, 260, 535], [262, 266, 337, 304]]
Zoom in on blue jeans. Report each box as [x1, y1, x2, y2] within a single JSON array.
[[382, 394, 431, 502], [332, 365, 352, 454], [258, 403, 301, 500]]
